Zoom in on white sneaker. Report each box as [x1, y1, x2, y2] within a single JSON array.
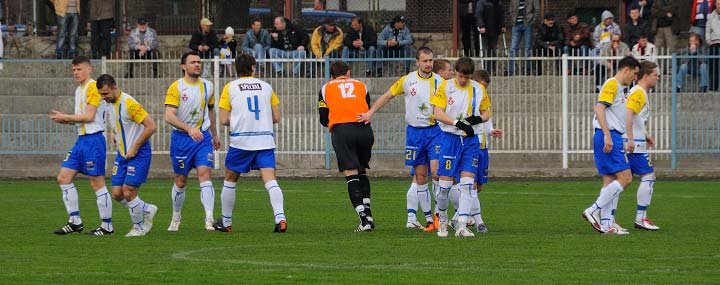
[[582, 208, 602, 232], [143, 204, 158, 234], [634, 218, 660, 231], [205, 218, 216, 231], [437, 221, 449, 238], [613, 222, 629, 234], [125, 226, 146, 237], [167, 217, 181, 232], [405, 220, 424, 230], [355, 223, 372, 232], [603, 227, 630, 235], [455, 227, 475, 237], [467, 218, 476, 227]]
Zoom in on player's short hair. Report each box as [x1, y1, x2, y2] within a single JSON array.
[[454, 57, 475, 75], [71, 55, 91, 66], [473, 70, 490, 84], [96, 74, 117, 89], [689, 32, 703, 46], [235, 53, 256, 77], [617, 56, 640, 72], [251, 17, 262, 26], [351, 16, 363, 25], [432, 59, 451, 73], [416, 47, 433, 60], [181, 51, 200, 65], [330, 60, 351, 78], [637, 61, 657, 80]]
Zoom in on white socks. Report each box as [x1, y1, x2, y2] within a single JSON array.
[[171, 184, 186, 219], [265, 180, 286, 223], [636, 176, 655, 222], [436, 180, 453, 222], [417, 183, 433, 223], [456, 177, 475, 230], [406, 182, 419, 220], [127, 196, 146, 229], [449, 184, 460, 210], [95, 186, 113, 231], [60, 183, 82, 225], [199, 181, 215, 221], [599, 180, 624, 231], [220, 181, 236, 227], [470, 188, 484, 226]]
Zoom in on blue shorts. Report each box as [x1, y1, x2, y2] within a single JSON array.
[[627, 153, 654, 176], [436, 133, 480, 178], [112, 142, 152, 188], [405, 125, 442, 167], [61, 132, 106, 176], [225, 147, 275, 174], [475, 148, 490, 185], [170, 130, 214, 176], [593, 129, 630, 175]]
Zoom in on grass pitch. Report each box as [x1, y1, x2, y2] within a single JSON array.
[[0, 178, 718, 284]]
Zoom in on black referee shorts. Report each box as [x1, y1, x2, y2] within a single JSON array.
[[331, 123, 374, 172]]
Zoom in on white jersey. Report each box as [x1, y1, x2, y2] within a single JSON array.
[[219, 77, 279, 151], [430, 79, 490, 136], [164, 78, 215, 132], [74, 79, 106, 135], [389, 71, 443, 127], [478, 119, 494, 150], [623, 85, 651, 153], [593, 78, 628, 133], [108, 92, 149, 158]]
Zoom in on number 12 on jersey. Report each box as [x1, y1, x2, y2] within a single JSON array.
[[338, 83, 356, 98]]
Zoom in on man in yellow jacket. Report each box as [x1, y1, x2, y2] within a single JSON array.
[[50, 0, 81, 59], [311, 19, 344, 58]]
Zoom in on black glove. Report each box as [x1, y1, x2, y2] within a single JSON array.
[[465, 115, 485, 125], [454, 120, 475, 137]]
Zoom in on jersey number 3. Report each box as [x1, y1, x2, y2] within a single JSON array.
[[338, 83, 356, 98], [247, 95, 260, 120]]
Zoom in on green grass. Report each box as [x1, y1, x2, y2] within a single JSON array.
[[0, 178, 718, 284]]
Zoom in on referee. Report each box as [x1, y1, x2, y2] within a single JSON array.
[[318, 60, 375, 232]]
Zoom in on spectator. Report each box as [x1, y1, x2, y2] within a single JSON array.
[[627, 0, 654, 20], [631, 34, 657, 63], [190, 18, 219, 59], [592, 10, 622, 54], [269, 17, 309, 76], [676, 33, 709, 93], [0, 21, 4, 59], [433, 58, 454, 80], [476, 0, 505, 75], [126, 18, 159, 78], [563, 10, 593, 56], [310, 19, 344, 59], [50, 0, 80, 59], [595, 34, 630, 91], [342, 16, 377, 77], [89, 0, 113, 59], [691, 0, 715, 39], [623, 6, 651, 48], [533, 14, 563, 75], [460, 0, 480, 56], [241, 17, 271, 68], [377, 15, 413, 74], [651, 0, 678, 51], [219, 26, 237, 76], [507, 0, 539, 76], [706, 0, 720, 91]]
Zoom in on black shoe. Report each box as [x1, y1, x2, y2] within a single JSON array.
[[212, 217, 232, 232], [53, 222, 84, 235], [273, 220, 287, 233], [365, 70, 372, 77], [702, 86, 708, 93], [87, 226, 114, 236], [676, 86, 681, 93]]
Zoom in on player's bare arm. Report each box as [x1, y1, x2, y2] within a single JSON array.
[[207, 105, 221, 150], [594, 103, 612, 153], [127, 116, 157, 159], [219, 109, 230, 126], [625, 108, 636, 153], [271, 105, 281, 124], [358, 89, 393, 124], [50, 104, 98, 124]]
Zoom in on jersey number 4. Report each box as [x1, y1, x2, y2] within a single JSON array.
[[247, 95, 261, 120], [338, 83, 356, 98]]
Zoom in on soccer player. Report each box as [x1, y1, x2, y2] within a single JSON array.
[[358, 47, 443, 231], [213, 53, 287, 233], [624, 60, 660, 231], [582, 56, 640, 235], [164, 51, 221, 232], [50, 56, 112, 236], [431, 57, 490, 238], [97, 74, 158, 237], [319, 60, 375, 232], [433, 58, 454, 80]]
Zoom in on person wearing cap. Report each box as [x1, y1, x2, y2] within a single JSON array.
[[89, 0, 114, 59], [241, 17, 271, 69], [342, 16, 378, 77], [190, 18, 220, 61], [533, 13, 563, 75], [269, 17, 309, 76], [50, 0, 81, 59], [310, 19, 344, 59], [507, 0, 539, 76], [592, 10, 622, 54], [127, 17, 159, 78], [219, 26, 238, 76], [377, 15, 414, 75]]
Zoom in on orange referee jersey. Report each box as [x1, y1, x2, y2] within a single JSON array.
[[318, 76, 370, 131]]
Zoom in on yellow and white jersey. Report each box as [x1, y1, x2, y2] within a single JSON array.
[[389, 71, 443, 127], [74, 79, 106, 135], [219, 77, 280, 151], [164, 78, 215, 132], [623, 85, 651, 153], [592, 78, 628, 133], [109, 92, 150, 158], [430, 79, 490, 136]]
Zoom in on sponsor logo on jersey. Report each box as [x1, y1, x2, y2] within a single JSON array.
[[239, 83, 262, 91]]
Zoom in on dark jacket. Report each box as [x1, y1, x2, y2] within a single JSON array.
[[676, 0, 692, 32], [563, 22, 592, 48], [270, 20, 309, 51], [535, 24, 564, 50], [476, 0, 505, 36], [343, 23, 377, 50], [189, 29, 219, 58], [651, 0, 679, 33], [219, 37, 237, 57], [622, 19, 651, 47], [509, 0, 540, 26]]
